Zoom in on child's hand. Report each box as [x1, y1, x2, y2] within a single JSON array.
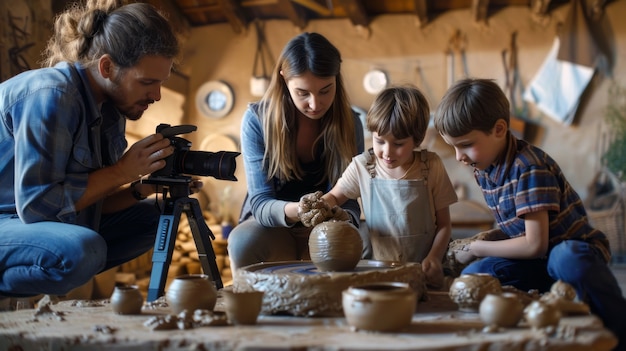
[[421, 256, 444, 289], [453, 243, 476, 264], [330, 206, 349, 222]]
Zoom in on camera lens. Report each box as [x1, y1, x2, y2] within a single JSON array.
[[178, 151, 240, 181]]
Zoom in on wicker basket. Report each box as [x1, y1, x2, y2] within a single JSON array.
[[585, 168, 626, 262]]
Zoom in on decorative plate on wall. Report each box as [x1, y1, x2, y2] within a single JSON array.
[[196, 80, 235, 119], [363, 69, 388, 95]]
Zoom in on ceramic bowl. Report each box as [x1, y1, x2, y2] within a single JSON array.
[[342, 282, 417, 332]]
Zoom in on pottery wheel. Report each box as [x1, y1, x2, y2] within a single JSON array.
[[233, 260, 426, 317]]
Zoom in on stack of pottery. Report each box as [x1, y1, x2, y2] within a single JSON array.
[[448, 273, 502, 312], [309, 220, 363, 272], [342, 282, 417, 332]]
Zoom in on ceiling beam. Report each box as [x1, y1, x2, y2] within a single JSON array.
[[334, 0, 369, 27], [472, 0, 490, 24], [530, 0, 552, 17], [276, 0, 308, 28], [412, 0, 429, 27], [291, 0, 333, 16], [218, 0, 248, 34]]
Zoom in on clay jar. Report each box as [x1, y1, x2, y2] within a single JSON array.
[[342, 282, 417, 332], [309, 220, 362, 272], [221, 287, 265, 325], [166, 274, 217, 314], [479, 292, 524, 328], [449, 273, 502, 312], [110, 285, 144, 315], [524, 300, 561, 329]]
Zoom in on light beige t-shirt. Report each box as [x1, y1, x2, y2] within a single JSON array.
[[335, 150, 458, 223]]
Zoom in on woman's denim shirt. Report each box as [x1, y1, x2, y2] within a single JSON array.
[[0, 62, 127, 230], [238, 102, 364, 227]]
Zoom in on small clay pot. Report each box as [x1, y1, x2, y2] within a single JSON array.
[[309, 220, 362, 272], [449, 273, 502, 312], [222, 288, 265, 325], [342, 282, 417, 332], [479, 292, 523, 328], [166, 274, 217, 314], [524, 300, 561, 329], [550, 280, 577, 301], [110, 285, 144, 315]]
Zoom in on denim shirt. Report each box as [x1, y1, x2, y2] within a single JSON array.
[[0, 62, 127, 230], [238, 102, 364, 227]]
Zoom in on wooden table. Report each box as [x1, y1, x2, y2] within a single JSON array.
[[0, 292, 617, 351]]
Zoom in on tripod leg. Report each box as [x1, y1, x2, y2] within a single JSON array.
[[185, 198, 223, 289], [146, 201, 183, 302]]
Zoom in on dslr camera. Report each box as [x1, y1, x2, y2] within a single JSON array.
[[149, 123, 240, 182]]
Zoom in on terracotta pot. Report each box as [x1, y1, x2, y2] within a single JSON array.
[[448, 273, 502, 312], [309, 220, 362, 272], [524, 300, 561, 329], [166, 274, 217, 314], [110, 285, 144, 315], [479, 292, 523, 328], [342, 282, 416, 332], [222, 288, 265, 325]]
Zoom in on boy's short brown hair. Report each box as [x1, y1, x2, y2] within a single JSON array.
[[367, 85, 430, 146], [434, 78, 510, 137]]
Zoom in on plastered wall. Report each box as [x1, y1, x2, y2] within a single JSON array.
[[171, 2, 626, 221]]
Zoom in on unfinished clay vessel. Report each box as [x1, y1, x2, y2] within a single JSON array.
[[479, 292, 523, 328], [524, 300, 561, 329], [342, 282, 417, 332], [110, 285, 143, 315], [166, 274, 217, 314], [449, 273, 502, 312], [309, 220, 362, 272], [222, 287, 265, 325]]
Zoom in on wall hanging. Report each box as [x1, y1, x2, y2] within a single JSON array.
[[250, 20, 273, 97], [195, 80, 235, 119]]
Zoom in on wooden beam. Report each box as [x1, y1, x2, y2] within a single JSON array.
[[412, 0, 428, 27], [291, 0, 333, 16], [218, 0, 248, 34], [276, 0, 308, 29], [530, 0, 552, 17], [143, 0, 191, 37], [472, 0, 489, 24], [334, 0, 369, 26]]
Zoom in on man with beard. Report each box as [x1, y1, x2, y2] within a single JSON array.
[[0, 0, 190, 300]]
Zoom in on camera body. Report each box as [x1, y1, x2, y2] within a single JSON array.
[[149, 123, 240, 182]]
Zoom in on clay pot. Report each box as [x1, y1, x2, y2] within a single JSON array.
[[342, 282, 417, 332], [221, 287, 265, 325], [524, 300, 561, 329], [166, 274, 217, 314], [550, 280, 577, 301], [110, 285, 144, 315], [448, 273, 502, 312], [479, 292, 523, 328], [309, 220, 362, 272]]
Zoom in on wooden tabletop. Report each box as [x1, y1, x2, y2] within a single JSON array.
[[0, 292, 617, 351]]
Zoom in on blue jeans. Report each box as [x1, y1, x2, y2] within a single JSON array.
[[0, 201, 159, 297], [463, 240, 626, 350]]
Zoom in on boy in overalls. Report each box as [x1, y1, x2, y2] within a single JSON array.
[[299, 85, 457, 288]]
